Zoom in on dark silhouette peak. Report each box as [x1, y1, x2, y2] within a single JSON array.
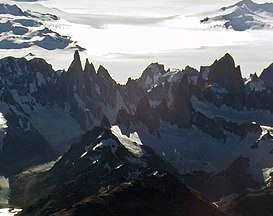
[[83, 58, 96, 76], [208, 53, 243, 89], [250, 73, 259, 81], [126, 77, 132, 84], [97, 65, 106, 72], [74, 50, 80, 61], [141, 62, 165, 79], [84, 58, 90, 70], [218, 53, 235, 67], [97, 65, 115, 84], [97, 65, 109, 76], [183, 66, 199, 79], [184, 65, 197, 72], [67, 50, 83, 73], [207, 53, 246, 109], [260, 63, 273, 87]]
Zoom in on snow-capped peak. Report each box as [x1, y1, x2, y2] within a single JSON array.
[[201, 0, 273, 31], [0, 3, 83, 50], [139, 63, 165, 90], [0, 3, 24, 16]]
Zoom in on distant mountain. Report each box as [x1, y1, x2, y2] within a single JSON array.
[[0, 3, 83, 50], [200, 0, 273, 31]]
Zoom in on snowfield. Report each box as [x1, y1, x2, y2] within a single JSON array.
[[0, 0, 270, 83]]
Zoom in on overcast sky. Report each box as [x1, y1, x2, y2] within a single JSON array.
[[35, 0, 271, 13]]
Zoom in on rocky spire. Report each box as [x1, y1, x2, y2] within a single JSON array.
[[260, 63, 273, 88], [67, 50, 83, 73], [97, 65, 114, 82], [135, 96, 160, 133], [83, 58, 96, 81], [169, 75, 192, 128], [135, 96, 151, 123], [207, 53, 245, 94]]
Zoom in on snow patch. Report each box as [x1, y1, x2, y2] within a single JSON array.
[[263, 167, 273, 185], [111, 125, 144, 157], [0, 176, 10, 206], [247, 79, 265, 92], [191, 96, 273, 127], [92, 139, 117, 153], [80, 151, 87, 158], [0, 113, 7, 130]]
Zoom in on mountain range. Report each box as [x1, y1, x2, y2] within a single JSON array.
[[0, 3, 83, 50], [200, 0, 273, 31], [0, 51, 272, 215]]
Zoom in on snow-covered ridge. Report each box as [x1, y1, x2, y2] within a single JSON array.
[[200, 0, 273, 31], [0, 3, 83, 50], [111, 125, 144, 157]]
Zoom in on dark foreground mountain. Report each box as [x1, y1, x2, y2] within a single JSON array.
[[51, 173, 226, 216], [218, 187, 273, 216], [10, 122, 224, 216]]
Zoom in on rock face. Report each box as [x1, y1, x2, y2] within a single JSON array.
[[0, 52, 128, 175], [260, 63, 273, 88], [208, 53, 245, 94], [245, 73, 265, 92], [218, 188, 273, 216], [2, 51, 273, 215], [52, 173, 226, 216], [169, 75, 192, 128], [207, 53, 246, 109], [183, 156, 258, 201], [11, 123, 179, 215]]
